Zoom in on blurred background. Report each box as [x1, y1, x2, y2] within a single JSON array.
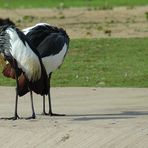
[[0, 0, 148, 87]]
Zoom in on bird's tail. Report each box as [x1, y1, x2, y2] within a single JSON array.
[[17, 58, 49, 96], [29, 62, 49, 96]]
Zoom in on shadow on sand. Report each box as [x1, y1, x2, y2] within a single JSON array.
[[66, 111, 148, 121]]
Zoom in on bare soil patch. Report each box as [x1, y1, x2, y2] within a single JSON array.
[[0, 6, 148, 38], [0, 87, 148, 147]]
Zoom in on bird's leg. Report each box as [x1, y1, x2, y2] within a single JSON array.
[[12, 87, 20, 120], [43, 95, 46, 114], [30, 91, 36, 118], [47, 88, 65, 116], [48, 85, 52, 116], [9, 61, 20, 120], [41, 73, 52, 116], [12, 60, 20, 119], [48, 73, 65, 116], [42, 95, 48, 115], [41, 73, 65, 116], [1, 87, 20, 120], [1, 60, 20, 120], [25, 90, 36, 120]]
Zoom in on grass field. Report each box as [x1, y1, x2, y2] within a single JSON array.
[[0, 38, 148, 87], [0, 1, 147, 87], [0, 0, 148, 9]]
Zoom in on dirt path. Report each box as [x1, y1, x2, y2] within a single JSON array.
[[0, 87, 148, 147], [0, 6, 148, 38]]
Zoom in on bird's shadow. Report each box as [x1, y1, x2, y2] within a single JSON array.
[[1, 111, 148, 121], [65, 111, 148, 121]]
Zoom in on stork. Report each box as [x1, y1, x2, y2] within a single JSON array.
[[23, 23, 70, 116], [0, 25, 49, 120]]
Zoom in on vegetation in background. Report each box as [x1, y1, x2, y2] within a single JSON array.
[[0, 1, 147, 87], [1, 38, 148, 87], [0, 38, 148, 87], [145, 12, 148, 20], [0, 0, 147, 9]]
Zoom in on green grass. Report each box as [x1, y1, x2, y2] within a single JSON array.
[[0, 38, 148, 87], [0, 0, 148, 9], [52, 38, 148, 87]]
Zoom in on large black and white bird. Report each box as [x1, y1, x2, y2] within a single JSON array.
[[23, 23, 70, 116], [0, 25, 49, 120]]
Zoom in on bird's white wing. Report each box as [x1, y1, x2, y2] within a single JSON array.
[[6, 27, 41, 81]]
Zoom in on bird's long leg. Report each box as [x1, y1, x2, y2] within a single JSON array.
[[48, 73, 65, 116], [41, 73, 51, 115], [13, 83, 20, 120], [9, 61, 20, 120], [41, 73, 65, 116], [42, 95, 48, 115], [30, 91, 36, 118], [48, 73, 52, 115], [3, 77, 20, 120], [1, 60, 20, 120], [43, 95, 45, 114], [25, 90, 36, 120], [41, 75, 51, 115], [13, 63, 21, 120]]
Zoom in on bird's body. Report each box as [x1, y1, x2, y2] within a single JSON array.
[[23, 23, 70, 115], [0, 25, 48, 119], [23, 23, 69, 74]]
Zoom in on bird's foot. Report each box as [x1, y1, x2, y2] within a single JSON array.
[[49, 112, 65, 116], [41, 111, 49, 116], [41, 111, 65, 116], [1, 114, 20, 120], [24, 113, 36, 120]]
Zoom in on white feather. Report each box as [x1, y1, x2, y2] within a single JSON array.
[[6, 28, 41, 81], [23, 23, 51, 35], [42, 43, 67, 75]]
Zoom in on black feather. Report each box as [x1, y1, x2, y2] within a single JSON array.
[[25, 24, 70, 57]]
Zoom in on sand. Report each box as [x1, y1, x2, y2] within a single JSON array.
[[0, 87, 148, 147], [0, 6, 148, 147], [0, 6, 148, 38]]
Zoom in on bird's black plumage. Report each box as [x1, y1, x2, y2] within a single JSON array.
[[37, 33, 66, 57], [25, 24, 69, 57]]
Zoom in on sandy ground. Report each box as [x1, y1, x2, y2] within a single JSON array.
[[0, 87, 148, 147], [0, 6, 148, 38], [0, 6, 148, 148]]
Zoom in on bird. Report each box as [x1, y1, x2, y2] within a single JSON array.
[[2, 23, 70, 116], [23, 23, 70, 116], [0, 25, 49, 120]]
